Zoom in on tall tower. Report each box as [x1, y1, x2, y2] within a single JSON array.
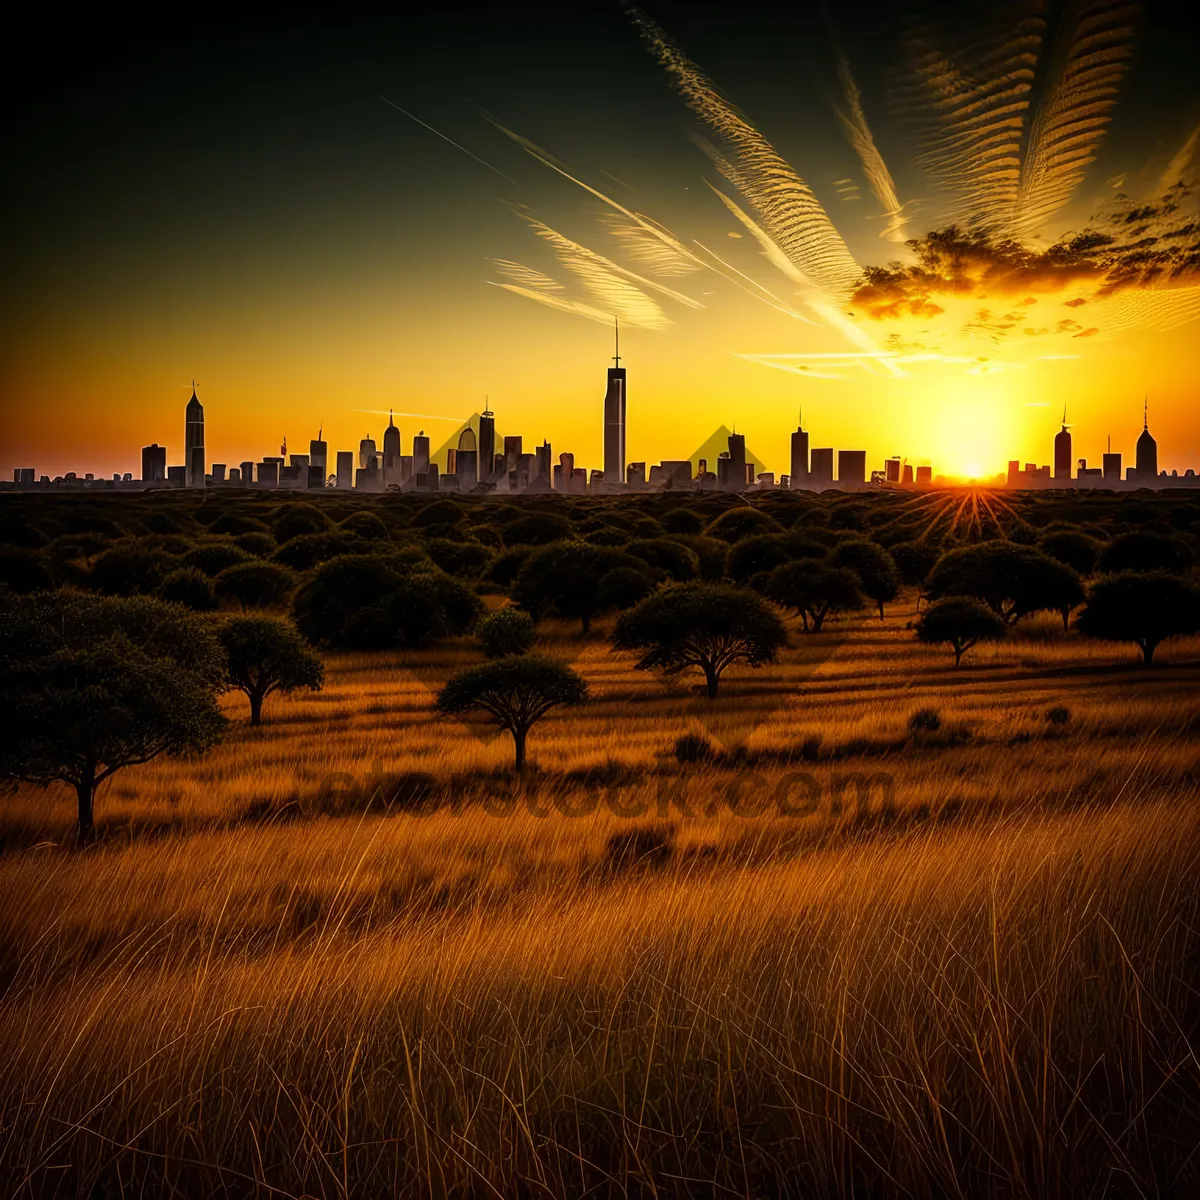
[[1054, 406, 1072, 481], [603, 319, 626, 488], [478, 401, 496, 479], [1135, 395, 1158, 481], [789, 409, 809, 489], [383, 410, 401, 472], [185, 382, 205, 488]]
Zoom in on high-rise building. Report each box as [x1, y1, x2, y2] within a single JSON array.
[[838, 450, 866, 488], [1054, 408, 1073, 481], [916, 465, 933, 485], [789, 414, 809, 488], [240, 460, 255, 484], [185, 384, 205, 488], [413, 432, 430, 476], [479, 405, 496, 479], [141, 443, 167, 483], [383, 411, 401, 481], [884, 457, 902, 483], [1102, 439, 1122, 482], [902, 464, 914, 484], [309, 429, 328, 474], [335, 451, 354, 489], [810, 447, 834, 486], [553, 451, 574, 492], [535, 440, 552, 481], [1135, 396, 1158, 481], [456, 427, 477, 489], [211, 463, 227, 483], [504, 435, 523, 472], [359, 436, 378, 471], [603, 321, 627, 487]]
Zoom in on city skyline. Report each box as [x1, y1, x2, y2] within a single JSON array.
[[4, 2, 1199, 482]]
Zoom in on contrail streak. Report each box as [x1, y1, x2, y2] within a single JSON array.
[[376, 95, 519, 185]]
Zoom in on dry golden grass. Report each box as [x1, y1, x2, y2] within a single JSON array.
[[2, 593, 1200, 1196]]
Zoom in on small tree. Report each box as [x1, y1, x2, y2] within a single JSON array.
[[830, 539, 901, 620], [763, 563, 863, 632], [220, 616, 324, 725], [214, 561, 297, 610], [0, 593, 226, 841], [926, 543, 1084, 626], [512, 542, 645, 634], [916, 597, 1007, 666], [477, 606, 536, 658], [612, 582, 787, 699], [1076, 571, 1200, 665], [1097, 532, 1195, 576], [435, 655, 588, 773], [158, 567, 217, 611]]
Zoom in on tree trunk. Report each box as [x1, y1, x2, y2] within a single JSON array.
[[953, 643, 964, 666], [878, 600, 885, 621], [76, 778, 96, 844], [811, 610, 826, 633], [513, 726, 528, 774], [580, 612, 591, 637], [703, 664, 720, 699], [1141, 640, 1156, 666], [249, 691, 264, 726]]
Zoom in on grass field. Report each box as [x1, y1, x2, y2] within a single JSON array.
[[3, 592, 1200, 1197]]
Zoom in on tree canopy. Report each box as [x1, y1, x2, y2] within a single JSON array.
[[436, 655, 588, 773], [0, 593, 227, 840], [1076, 572, 1200, 665], [763, 563, 864, 632], [220, 616, 324, 725], [512, 542, 646, 634], [916, 597, 1007, 666], [612, 582, 787, 698]]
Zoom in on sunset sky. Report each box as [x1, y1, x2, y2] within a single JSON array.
[[4, 0, 1199, 482]]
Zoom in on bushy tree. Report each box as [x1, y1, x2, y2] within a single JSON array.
[[339, 510, 392, 541], [272, 504, 332, 543], [705, 506, 783, 543], [1097, 532, 1195, 576], [425, 538, 493, 579], [725, 534, 795, 584], [271, 530, 368, 571], [436, 655, 587, 773], [220, 616, 324, 725], [180, 542, 254, 577], [158, 568, 217, 611], [477, 606, 536, 658], [626, 538, 700, 582], [512, 542, 645, 634], [612, 582, 787, 698], [213, 561, 297, 610], [0, 593, 226, 841], [889, 541, 941, 588], [1039, 530, 1102, 576], [0, 549, 54, 594], [1076, 571, 1200, 665], [90, 543, 174, 595], [830, 539, 901, 619], [502, 512, 574, 546], [916, 597, 1007, 666], [661, 507, 704, 535], [763, 563, 863, 632], [925, 543, 1085, 626], [292, 554, 481, 649]]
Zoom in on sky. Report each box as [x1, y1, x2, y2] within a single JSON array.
[[3, 0, 1199, 482]]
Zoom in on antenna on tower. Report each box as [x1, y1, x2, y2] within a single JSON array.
[[1144, 392, 1148, 429], [281, 436, 287, 457], [483, 394, 493, 417], [612, 316, 621, 368]]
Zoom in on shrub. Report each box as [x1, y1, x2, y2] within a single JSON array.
[[477, 607, 535, 658], [705, 507, 784, 543], [1046, 706, 1071, 725], [158, 568, 217, 611], [272, 504, 331, 543], [674, 732, 717, 764], [339, 511, 392, 541], [180, 542, 254, 577], [1097, 532, 1195, 576], [908, 708, 942, 734], [213, 561, 297, 610]]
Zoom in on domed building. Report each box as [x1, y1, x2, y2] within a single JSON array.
[[1135, 396, 1158, 483]]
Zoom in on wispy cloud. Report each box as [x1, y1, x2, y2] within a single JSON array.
[[628, 6, 861, 296], [599, 212, 704, 276], [487, 281, 616, 327], [376, 95, 519, 185]]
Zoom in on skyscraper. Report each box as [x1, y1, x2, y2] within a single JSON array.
[[335, 451, 354, 489], [1054, 407, 1072, 481], [456, 427, 478, 489], [789, 412, 809, 489], [1136, 396, 1158, 481], [185, 384, 205, 488], [603, 320, 626, 488], [359, 436, 378, 470], [810, 447, 834, 486], [413, 431, 430, 476], [479, 404, 496, 479], [309, 428, 327, 475], [383, 410, 401, 481], [838, 450, 867, 488], [141, 444, 166, 483]]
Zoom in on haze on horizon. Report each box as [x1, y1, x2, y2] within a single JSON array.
[[3, 0, 1199, 482]]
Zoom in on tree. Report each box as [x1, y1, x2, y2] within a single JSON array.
[[889, 541, 941, 588], [1076, 571, 1200, 665], [477, 606, 536, 658], [220, 616, 324, 725], [90, 542, 174, 595], [435, 656, 587, 773], [425, 538, 493, 579], [180, 542, 255, 577], [925, 543, 1084, 626], [271, 530, 367, 571], [272, 503, 331, 543], [512, 542, 645, 634], [0, 593, 226, 841], [725, 534, 796, 584], [830, 540, 901, 620], [158, 568, 217, 611], [214, 561, 298, 610], [626, 538, 700, 582], [705, 507, 783, 543], [0, 549, 54, 594], [502, 512, 574, 546], [1097, 532, 1195, 576], [916, 597, 1007, 666], [1039, 530, 1102, 576], [763, 563, 863, 632], [612, 582, 788, 699]]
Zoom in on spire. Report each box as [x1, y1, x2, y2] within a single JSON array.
[[1144, 393, 1148, 430], [1062, 403, 1067, 430], [483, 394, 493, 417], [388, 408, 394, 429], [612, 316, 621, 368]]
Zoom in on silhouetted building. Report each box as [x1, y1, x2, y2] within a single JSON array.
[[479, 406, 496, 479], [309, 431, 327, 475], [228, 467, 242, 484], [383, 410, 401, 478], [1135, 397, 1158, 481], [902, 464, 914, 484], [884, 457, 901, 484], [141, 444, 166, 483], [1054, 408, 1072, 481], [335, 451, 354, 489], [211, 463, 226, 483], [1102, 444, 1122, 482], [456, 427, 477, 489], [359, 436, 378, 471], [810, 447, 834, 486], [789, 416, 809, 488], [534, 440, 551, 481], [504, 435, 523, 472], [239, 460, 255, 484], [413, 432, 430, 477], [14, 468, 35, 485], [627, 462, 646, 490], [167, 465, 186, 487], [603, 322, 626, 488], [258, 460, 279, 487], [838, 450, 866, 488], [553, 451, 574, 491], [185, 385, 205, 488]]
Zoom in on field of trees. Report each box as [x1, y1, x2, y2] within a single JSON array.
[[2, 486, 1200, 1197]]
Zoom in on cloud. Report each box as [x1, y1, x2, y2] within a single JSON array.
[[599, 212, 703, 276], [629, 6, 862, 296], [487, 281, 614, 327], [492, 260, 563, 291]]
